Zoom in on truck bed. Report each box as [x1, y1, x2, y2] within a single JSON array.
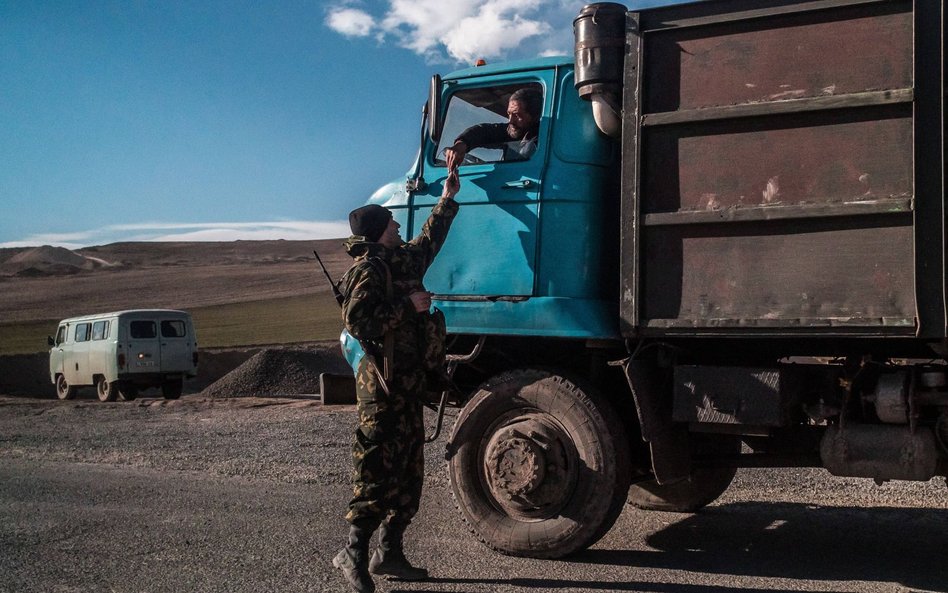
[[621, 0, 945, 341]]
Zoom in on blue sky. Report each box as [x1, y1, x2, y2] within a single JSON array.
[[1, 0, 684, 248]]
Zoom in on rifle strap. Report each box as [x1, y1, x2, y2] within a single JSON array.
[[381, 260, 394, 382]]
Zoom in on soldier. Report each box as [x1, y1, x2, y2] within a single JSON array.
[[333, 170, 460, 593]]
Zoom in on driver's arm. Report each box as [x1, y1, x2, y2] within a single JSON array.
[[444, 123, 509, 169]]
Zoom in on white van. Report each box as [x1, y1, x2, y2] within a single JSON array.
[[48, 310, 198, 401]]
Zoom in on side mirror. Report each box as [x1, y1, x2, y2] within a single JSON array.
[[428, 74, 443, 143], [47, 336, 55, 347]]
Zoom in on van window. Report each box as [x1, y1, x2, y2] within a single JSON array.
[[55, 326, 67, 345], [161, 320, 187, 338], [130, 321, 157, 339], [75, 323, 91, 342], [92, 320, 110, 341]]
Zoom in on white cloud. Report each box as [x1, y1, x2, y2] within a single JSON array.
[[1, 221, 351, 249], [444, 4, 551, 63], [328, 0, 567, 64], [326, 7, 376, 37]]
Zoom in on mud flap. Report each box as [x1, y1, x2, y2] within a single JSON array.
[[620, 359, 691, 484]]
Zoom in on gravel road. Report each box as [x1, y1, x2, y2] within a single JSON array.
[[1, 394, 946, 593]]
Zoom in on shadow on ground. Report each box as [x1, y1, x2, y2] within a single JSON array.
[[395, 501, 948, 592]]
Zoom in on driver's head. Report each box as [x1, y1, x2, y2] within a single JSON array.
[[506, 88, 541, 140]]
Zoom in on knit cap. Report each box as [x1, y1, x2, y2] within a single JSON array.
[[348, 204, 392, 242]]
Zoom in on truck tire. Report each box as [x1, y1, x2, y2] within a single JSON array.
[[162, 378, 183, 400], [448, 369, 631, 559], [628, 434, 740, 512], [55, 374, 76, 401], [118, 383, 138, 401], [96, 377, 118, 402]]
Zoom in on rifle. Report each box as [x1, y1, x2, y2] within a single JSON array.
[[313, 250, 344, 306], [315, 248, 392, 395]]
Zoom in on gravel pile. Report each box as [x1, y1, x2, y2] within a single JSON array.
[[200, 346, 350, 398]]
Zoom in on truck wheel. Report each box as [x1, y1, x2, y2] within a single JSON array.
[[55, 374, 76, 400], [628, 434, 740, 512], [96, 377, 118, 402], [118, 383, 138, 401], [162, 378, 183, 400], [448, 369, 631, 559]]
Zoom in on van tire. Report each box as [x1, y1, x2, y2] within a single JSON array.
[[162, 378, 183, 400], [55, 375, 76, 400], [96, 377, 118, 402], [118, 384, 138, 401]]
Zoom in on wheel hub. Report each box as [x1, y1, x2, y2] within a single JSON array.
[[483, 417, 577, 518], [486, 435, 546, 496]]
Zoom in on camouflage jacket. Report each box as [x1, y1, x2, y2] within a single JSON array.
[[340, 197, 459, 374]]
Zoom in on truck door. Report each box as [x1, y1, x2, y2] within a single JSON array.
[[126, 319, 160, 375], [158, 318, 191, 373], [417, 76, 552, 297]]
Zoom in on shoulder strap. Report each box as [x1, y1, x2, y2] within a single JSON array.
[[366, 257, 395, 381]]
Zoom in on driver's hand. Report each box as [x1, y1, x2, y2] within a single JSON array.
[[444, 141, 467, 172]]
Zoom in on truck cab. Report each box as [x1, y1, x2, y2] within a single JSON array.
[[369, 57, 619, 338]]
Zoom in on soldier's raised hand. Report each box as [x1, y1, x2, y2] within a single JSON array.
[[443, 170, 460, 199]]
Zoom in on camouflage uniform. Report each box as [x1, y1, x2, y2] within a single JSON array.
[[340, 196, 459, 526]]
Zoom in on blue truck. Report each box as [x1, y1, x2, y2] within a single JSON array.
[[356, 0, 948, 558]]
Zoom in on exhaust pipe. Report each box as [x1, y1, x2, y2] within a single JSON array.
[[574, 3, 627, 138]]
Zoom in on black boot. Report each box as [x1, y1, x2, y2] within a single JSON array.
[[333, 520, 378, 593], [368, 522, 428, 581]]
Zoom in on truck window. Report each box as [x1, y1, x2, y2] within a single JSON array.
[[55, 325, 66, 345], [75, 323, 91, 342], [435, 82, 543, 166], [130, 321, 157, 339], [161, 320, 187, 338], [91, 320, 110, 341]]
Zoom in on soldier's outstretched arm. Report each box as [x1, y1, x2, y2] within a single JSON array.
[[410, 170, 460, 259]]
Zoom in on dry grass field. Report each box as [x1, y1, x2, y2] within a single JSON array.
[[0, 240, 351, 355]]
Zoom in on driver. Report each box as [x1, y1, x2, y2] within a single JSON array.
[[444, 87, 542, 169]]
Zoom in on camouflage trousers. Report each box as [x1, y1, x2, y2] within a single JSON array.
[[345, 356, 426, 526]]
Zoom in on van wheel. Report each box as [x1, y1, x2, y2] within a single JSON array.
[[448, 369, 631, 559], [55, 375, 76, 400], [96, 377, 118, 402], [162, 379, 183, 400], [118, 383, 138, 401]]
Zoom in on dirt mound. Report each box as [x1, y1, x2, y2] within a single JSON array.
[[201, 346, 349, 398], [1, 245, 113, 277]]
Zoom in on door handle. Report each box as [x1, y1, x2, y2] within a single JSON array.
[[503, 179, 536, 189]]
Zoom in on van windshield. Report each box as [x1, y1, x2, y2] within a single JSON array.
[[130, 321, 157, 339]]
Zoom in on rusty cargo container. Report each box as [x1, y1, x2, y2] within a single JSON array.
[[621, 0, 942, 347]]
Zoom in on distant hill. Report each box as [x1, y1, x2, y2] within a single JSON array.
[[0, 239, 349, 324], [0, 245, 114, 277]]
